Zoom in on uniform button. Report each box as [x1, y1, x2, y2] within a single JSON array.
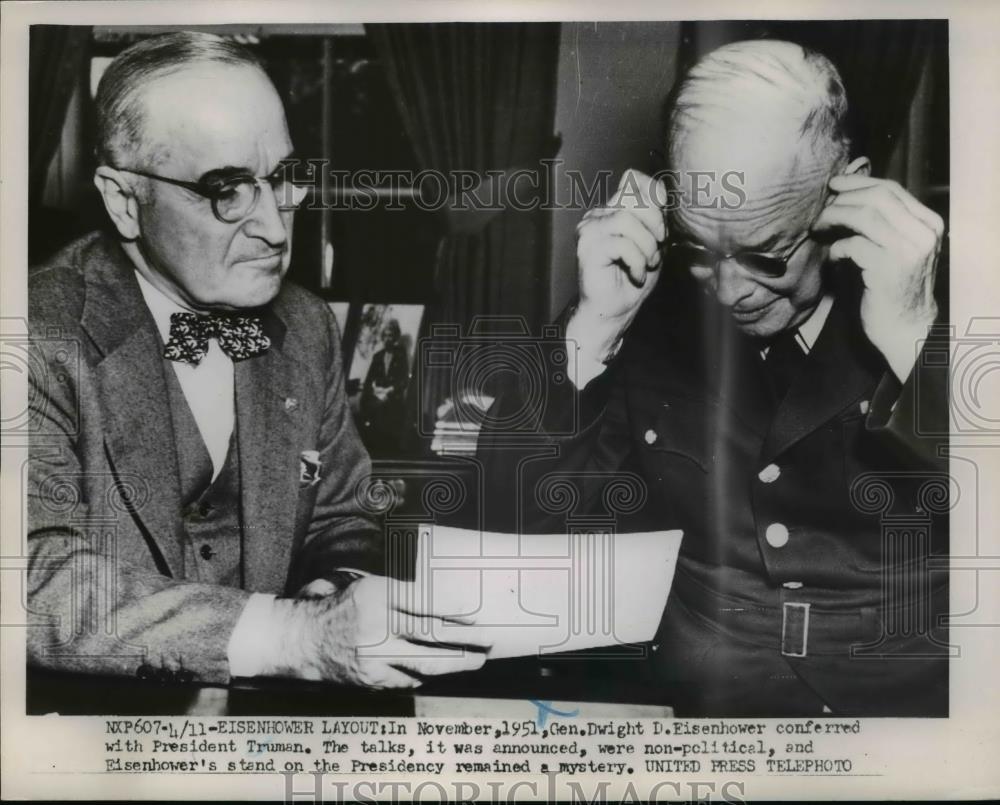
[[765, 523, 790, 548], [782, 581, 803, 589], [644, 429, 658, 445], [758, 463, 781, 484], [200, 544, 215, 560], [859, 399, 870, 415], [136, 663, 154, 680]]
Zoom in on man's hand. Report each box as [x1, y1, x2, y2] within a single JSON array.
[[814, 174, 944, 382], [263, 575, 491, 688], [570, 169, 668, 364]]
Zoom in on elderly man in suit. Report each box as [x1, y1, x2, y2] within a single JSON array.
[[28, 32, 488, 687], [480, 40, 949, 715]]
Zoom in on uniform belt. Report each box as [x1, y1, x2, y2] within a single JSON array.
[[671, 566, 880, 658]]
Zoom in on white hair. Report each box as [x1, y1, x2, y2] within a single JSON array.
[[667, 40, 851, 169]]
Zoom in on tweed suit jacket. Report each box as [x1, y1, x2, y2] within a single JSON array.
[[27, 231, 382, 684]]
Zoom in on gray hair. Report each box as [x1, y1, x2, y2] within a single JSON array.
[[667, 40, 851, 168], [94, 31, 265, 167]]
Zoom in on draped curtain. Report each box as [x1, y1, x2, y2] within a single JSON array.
[[29, 25, 92, 209], [367, 23, 561, 427]]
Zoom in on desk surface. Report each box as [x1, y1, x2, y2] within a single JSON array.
[[28, 654, 673, 718]]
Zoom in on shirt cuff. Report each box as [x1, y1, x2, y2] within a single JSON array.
[[566, 336, 614, 390], [227, 592, 278, 678]]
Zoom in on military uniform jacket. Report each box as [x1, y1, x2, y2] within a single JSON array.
[[479, 271, 950, 716]]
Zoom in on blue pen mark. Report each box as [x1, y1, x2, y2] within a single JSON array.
[[248, 736, 272, 756], [530, 700, 579, 727]]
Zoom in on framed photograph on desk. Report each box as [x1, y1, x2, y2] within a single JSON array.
[[346, 303, 425, 457]]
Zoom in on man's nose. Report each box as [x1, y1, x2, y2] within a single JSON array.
[[714, 259, 757, 308], [243, 181, 288, 246]]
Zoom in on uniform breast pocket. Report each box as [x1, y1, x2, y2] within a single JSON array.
[[840, 408, 888, 494], [638, 396, 719, 475]]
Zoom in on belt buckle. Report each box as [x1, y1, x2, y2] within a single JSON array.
[[781, 601, 811, 658]]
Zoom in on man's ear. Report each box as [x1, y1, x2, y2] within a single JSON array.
[[843, 156, 871, 177], [93, 166, 142, 240]]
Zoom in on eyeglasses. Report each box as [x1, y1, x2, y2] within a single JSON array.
[[665, 229, 812, 280], [112, 162, 305, 224]]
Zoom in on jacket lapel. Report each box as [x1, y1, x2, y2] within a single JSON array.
[[81, 237, 186, 577], [635, 293, 774, 438], [761, 295, 884, 462], [235, 311, 314, 593]]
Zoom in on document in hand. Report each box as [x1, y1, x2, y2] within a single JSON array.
[[404, 525, 683, 659]]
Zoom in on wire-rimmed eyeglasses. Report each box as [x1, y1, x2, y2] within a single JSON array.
[[111, 161, 305, 224]]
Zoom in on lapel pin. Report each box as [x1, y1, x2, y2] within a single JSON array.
[[284, 397, 299, 412], [644, 428, 658, 445], [300, 450, 322, 486]]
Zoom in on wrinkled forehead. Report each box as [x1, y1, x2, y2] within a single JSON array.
[[673, 109, 829, 196], [138, 63, 291, 175], [669, 117, 830, 246]]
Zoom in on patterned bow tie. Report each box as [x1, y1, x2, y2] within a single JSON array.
[[163, 311, 271, 365]]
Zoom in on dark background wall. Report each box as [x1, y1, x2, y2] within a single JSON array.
[[549, 21, 682, 319]]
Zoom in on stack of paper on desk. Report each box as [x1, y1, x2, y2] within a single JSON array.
[[393, 525, 683, 660]]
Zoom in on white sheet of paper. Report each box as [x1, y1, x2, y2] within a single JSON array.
[[404, 525, 683, 660]]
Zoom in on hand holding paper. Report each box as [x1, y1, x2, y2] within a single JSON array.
[[404, 525, 684, 660]]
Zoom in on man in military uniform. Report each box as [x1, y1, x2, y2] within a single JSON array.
[[480, 40, 949, 715]]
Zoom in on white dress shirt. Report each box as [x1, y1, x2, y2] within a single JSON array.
[[133, 270, 235, 480], [134, 270, 273, 677]]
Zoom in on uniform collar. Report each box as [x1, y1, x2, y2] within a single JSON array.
[[760, 292, 835, 359]]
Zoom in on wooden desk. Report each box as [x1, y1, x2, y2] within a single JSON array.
[[27, 654, 673, 718]]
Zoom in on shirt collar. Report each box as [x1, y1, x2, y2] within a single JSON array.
[[758, 292, 835, 359], [796, 292, 835, 352], [133, 269, 197, 346], [133, 267, 288, 353]]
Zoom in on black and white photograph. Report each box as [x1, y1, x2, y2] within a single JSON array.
[[2, 1, 998, 802], [347, 302, 424, 455]]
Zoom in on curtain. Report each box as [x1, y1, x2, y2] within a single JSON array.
[[29, 25, 92, 209], [774, 20, 935, 176], [367, 23, 561, 427]]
